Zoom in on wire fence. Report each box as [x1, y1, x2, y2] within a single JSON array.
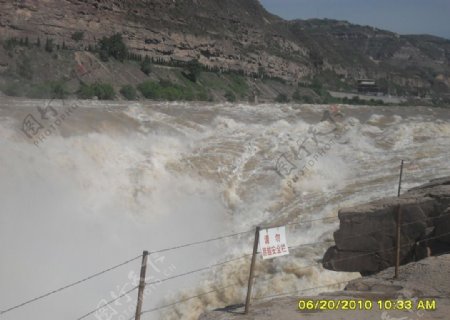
[[2, 205, 450, 319], [0, 255, 142, 316], [66, 231, 450, 318], [76, 286, 140, 320], [133, 230, 450, 318]]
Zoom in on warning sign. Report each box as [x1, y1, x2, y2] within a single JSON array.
[[259, 226, 289, 260]]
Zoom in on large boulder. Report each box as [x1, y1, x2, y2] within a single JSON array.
[[323, 176, 450, 275], [436, 208, 450, 244]]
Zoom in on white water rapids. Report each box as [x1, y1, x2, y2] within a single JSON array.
[[1, 98, 449, 320]]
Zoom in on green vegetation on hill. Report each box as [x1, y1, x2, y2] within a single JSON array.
[[224, 91, 236, 102], [0, 32, 448, 107], [140, 56, 152, 75], [292, 89, 314, 103], [78, 83, 115, 100], [137, 80, 209, 101], [182, 59, 201, 82], [275, 93, 289, 103], [120, 85, 137, 100], [98, 33, 128, 62], [71, 31, 84, 42], [17, 54, 33, 80], [0, 0, 449, 104], [45, 38, 54, 53], [2, 80, 68, 99]]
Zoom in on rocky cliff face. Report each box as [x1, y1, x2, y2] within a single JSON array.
[[1, 0, 449, 96], [288, 19, 450, 94], [0, 0, 311, 81], [323, 177, 450, 275]]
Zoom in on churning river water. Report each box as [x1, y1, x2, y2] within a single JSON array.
[[1, 98, 449, 320]]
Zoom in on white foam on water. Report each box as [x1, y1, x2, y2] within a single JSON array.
[[1, 101, 450, 320]]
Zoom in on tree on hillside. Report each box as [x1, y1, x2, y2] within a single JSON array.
[[17, 55, 33, 80], [275, 93, 289, 103], [45, 38, 54, 52], [78, 82, 115, 100], [120, 85, 137, 100], [140, 55, 152, 75], [309, 50, 324, 69], [71, 31, 84, 42], [224, 90, 236, 102], [98, 33, 128, 62], [182, 59, 201, 82], [292, 89, 314, 103]]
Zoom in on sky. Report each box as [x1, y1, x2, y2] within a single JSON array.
[[259, 0, 450, 39]]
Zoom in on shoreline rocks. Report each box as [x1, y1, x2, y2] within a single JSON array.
[[323, 177, 450, 275]]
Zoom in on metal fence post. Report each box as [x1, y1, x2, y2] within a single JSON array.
[[398, 159, 404, 197], [244, 226, 260, 314], [135, 251, 149, 320], [394, 160, 404, 279]]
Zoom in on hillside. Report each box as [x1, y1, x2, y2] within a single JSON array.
[[288, 19, 450, 96], [0, 0, 449, 104]]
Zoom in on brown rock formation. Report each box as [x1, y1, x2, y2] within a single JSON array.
[[1, 0, 449, 97], [323, 177, 450, 275], [0, 0, 311, 81]]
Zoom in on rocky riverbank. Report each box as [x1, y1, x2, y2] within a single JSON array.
[[323, 176, 450, 275], [199, 177, 450, 319]]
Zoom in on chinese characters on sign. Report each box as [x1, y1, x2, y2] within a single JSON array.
[[259, 226, 289, 260]]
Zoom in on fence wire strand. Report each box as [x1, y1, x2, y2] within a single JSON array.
[[140, 283, 240, 315], [149, 214, 346, 255], [0, 254, 142, 316], [76, 286, 139, 320], [145, 253, 253, 287]]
